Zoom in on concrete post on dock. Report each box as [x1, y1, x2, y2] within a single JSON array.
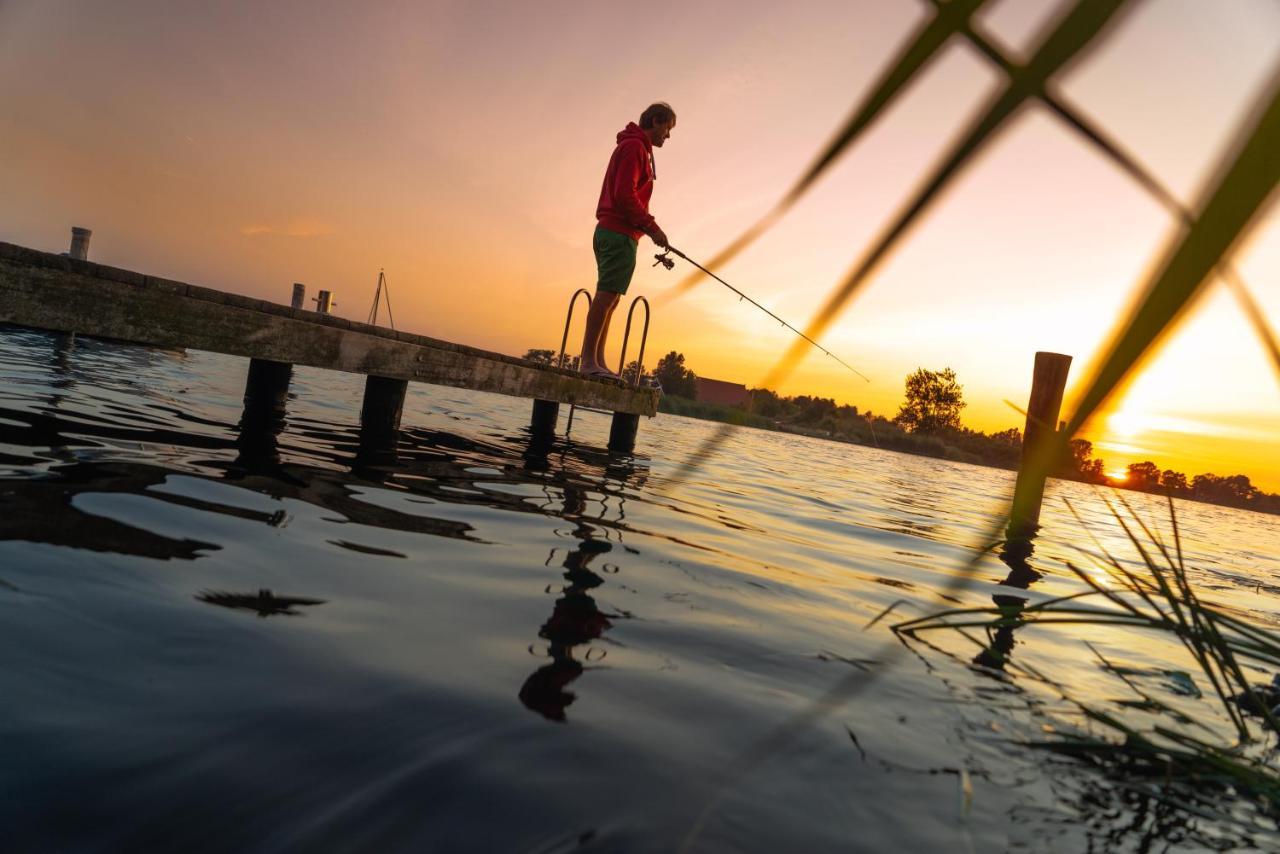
[[358, 375, 409, 463], [69, 227, 91, 261], [608, 412, 640, 453], [530, 399, 559, 443], [291, 283, 306, 310], [1006, 352, 1072, 554]]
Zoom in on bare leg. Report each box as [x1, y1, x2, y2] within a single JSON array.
[[595, 296, 621, 371], [579, 290, 621, 374]]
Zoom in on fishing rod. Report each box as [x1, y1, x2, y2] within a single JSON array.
[[652, 245, 870, 382]]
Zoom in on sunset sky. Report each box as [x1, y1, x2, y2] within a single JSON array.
[[1, 0, 1277, 488]]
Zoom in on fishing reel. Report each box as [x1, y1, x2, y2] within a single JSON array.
[[652, 249, 674, 270]]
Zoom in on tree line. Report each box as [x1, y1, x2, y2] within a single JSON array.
[[523, 346, 1278, 515]]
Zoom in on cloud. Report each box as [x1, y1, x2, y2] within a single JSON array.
[[240, 219, 335, 238]]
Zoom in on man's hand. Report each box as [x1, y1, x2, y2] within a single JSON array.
[[649, 226, 669, 249]]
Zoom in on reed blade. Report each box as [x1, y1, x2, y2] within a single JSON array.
[[668, 0, 1133, 488], [1063, 74, 1280, 439], [1222, 265, 1280, 385], [663, 0, 990, 305]]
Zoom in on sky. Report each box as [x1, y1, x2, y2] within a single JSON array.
[[1, 0, 1277, 488]]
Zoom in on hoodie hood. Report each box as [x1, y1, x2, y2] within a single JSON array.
[[616, 122, 651, 150]]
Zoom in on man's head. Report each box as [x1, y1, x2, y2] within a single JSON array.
[[639, 102, 676, 148]]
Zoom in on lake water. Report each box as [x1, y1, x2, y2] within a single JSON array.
[[3, 326, 1279, 852]]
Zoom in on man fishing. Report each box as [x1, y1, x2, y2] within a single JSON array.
[[579, 102, 675, 378]]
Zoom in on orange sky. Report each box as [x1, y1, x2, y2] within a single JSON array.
[[1, 0, 1277, 488]]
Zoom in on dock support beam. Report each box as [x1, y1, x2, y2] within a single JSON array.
[[241, 358, 293, 429], [608, 412, 640, 453], [531, 399, 559, 441], [237, 358, 292, 468], [358, 375, 408, 462], [1006, 352, 1072, 552]]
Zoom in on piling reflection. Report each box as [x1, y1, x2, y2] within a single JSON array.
[[971, 534, 1043, 673], [518, 440, 637, 722]]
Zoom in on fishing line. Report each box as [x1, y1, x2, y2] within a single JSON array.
[[653, 246, 871, 383]]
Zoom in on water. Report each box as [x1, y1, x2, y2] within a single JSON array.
[[3, 326, 1279, 852]]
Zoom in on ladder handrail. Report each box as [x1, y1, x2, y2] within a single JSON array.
[[617, 295, 651, 386], [556, 288, 593, 368]]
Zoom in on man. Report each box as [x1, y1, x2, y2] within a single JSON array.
[[579, 102, 674, 378]]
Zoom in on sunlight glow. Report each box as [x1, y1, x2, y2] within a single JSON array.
[[1106, 410, 1147, 441]]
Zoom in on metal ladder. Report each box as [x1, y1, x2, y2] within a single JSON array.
[[555, 290, 651, 436]]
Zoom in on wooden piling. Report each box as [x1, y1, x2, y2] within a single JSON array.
[[359, 375, 409, 458], [291, 283, 306, 309], [607, 412, 639, 453], [238, 359, 293, 468], [531, 399, 559, 440], [241, 358, 293, 425], [1007, 352, 1072, 545]]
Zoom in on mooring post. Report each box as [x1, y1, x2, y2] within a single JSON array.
[[69, 226, 91, 260], [291, 283, 306, 309], [314, 290, 334, 315], [531, 399, 559, 441], [358, 375, 409, 461], [607, 412, 640, 453], [1007, 352, 1073, 547]]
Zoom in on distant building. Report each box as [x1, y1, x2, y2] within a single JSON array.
[[695, 377, 749, 407]]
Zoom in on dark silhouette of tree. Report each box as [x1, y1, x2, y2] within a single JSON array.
[[621, 360, 648, 384], [523, 348, 555, 366], [1126, 461, 1161, 491], [653, 351, 698, 398], [894, 367, 965, 434], [1193, 473, 1260, 507], [1161, 469, 1190, 496], [989, 427, 1021, 447], [749, 388, 784, 418]]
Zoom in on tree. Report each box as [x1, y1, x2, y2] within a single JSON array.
[[653, 351, 698, 398], [523, 348, 555, 366], [1160, 469, 1189, 496], [990, 427, 1021, 447], [1126, 461, 1161, 491], [749, 388, 784, 417], [894, 367, 965, 434], [622, 360, 648, 384]]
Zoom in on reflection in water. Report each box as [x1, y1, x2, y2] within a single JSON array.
[[3, 327, 1277, 849], [197, 588, 326, 617], [519, 450, 636, 723], [972, 535, 1045, 673], [0, 461, 219, 560]]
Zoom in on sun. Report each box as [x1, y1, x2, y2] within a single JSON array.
[[1107, 468, 1130, 483], [1106, 410, 1147, 441]]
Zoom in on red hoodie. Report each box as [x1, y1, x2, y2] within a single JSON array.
[[596, 123, 659, 240]]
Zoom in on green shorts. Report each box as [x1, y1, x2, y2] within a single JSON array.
[[594, 226, 638, 295]]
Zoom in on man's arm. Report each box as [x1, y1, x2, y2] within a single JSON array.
[[609, 141, 666, 246]]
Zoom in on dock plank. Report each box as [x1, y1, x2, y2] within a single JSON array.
[[0, 242, 658, 417]]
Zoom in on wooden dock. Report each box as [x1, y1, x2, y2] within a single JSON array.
[[0, 241, 657, 453]]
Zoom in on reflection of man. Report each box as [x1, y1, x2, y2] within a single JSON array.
[[518, 537, 613, 722], [579, 102, 676, 378]]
